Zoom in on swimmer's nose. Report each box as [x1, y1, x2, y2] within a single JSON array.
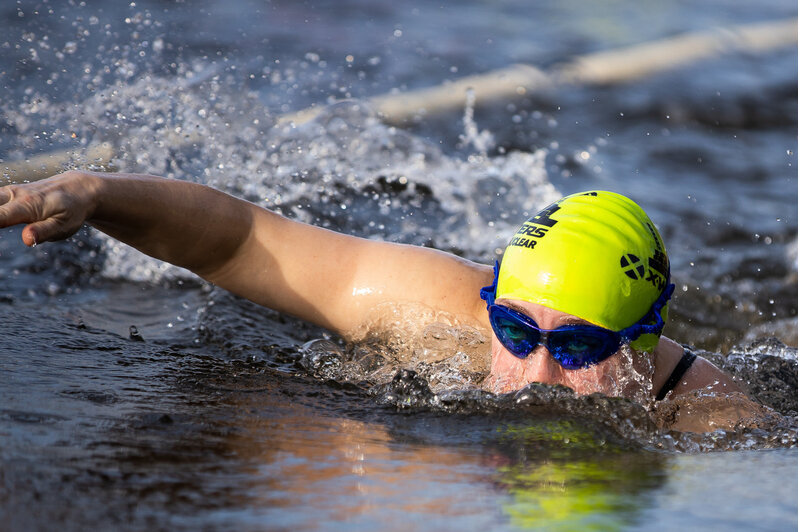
[[521, 345, 562, 386]]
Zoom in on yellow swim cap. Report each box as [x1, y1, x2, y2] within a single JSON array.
[[495, 191, 671, 352]]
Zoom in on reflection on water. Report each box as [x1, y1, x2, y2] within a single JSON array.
[[219, 393, 502, 529], [495, 430, 667, 530], [1, 251, 797, 530], [0, 290, 669, 531]]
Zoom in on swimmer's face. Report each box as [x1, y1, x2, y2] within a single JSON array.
[[484, 299, 653, 400]]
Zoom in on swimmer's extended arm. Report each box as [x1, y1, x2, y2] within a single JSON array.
[[0, 171, 492, 336]]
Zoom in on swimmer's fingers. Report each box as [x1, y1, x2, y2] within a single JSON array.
[[0, 172, 94, 246], [0, 185, 46, 242], [21, 212, 86, 247]]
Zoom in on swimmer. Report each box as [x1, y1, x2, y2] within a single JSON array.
[[0, 171, 748, 417]]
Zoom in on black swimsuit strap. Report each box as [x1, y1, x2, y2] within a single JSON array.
[[655, 349, 697, 401]]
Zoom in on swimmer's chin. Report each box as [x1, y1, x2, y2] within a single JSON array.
[[482, 373, 562, 395], [482, 372, 512, 394]]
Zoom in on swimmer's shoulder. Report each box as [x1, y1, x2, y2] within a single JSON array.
[[654, 337, 744, 398], [673, 356, 743, 396]]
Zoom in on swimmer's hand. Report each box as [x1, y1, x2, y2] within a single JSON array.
[[0, 170, 99, 246], [0, 170, 251, 276]]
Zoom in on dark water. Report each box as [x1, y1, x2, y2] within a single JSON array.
[[2, 0, 798, 530]]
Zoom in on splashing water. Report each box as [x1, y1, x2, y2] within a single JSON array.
[[458, 87, 496, 155], [3, 69, 558, 283]]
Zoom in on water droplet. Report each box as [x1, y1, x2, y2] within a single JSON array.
[[129, 326, 144, 342]]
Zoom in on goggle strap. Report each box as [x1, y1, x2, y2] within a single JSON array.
[[617, 282, 675, 341], [479, 260, 501, 308]]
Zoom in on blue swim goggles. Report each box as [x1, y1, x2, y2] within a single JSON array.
[[480, 262, 674, 370]]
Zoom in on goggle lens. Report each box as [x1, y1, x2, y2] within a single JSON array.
[[489, 305, 620, 370], [547, 327, 620, 370], [490, 312, 540, 356]]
